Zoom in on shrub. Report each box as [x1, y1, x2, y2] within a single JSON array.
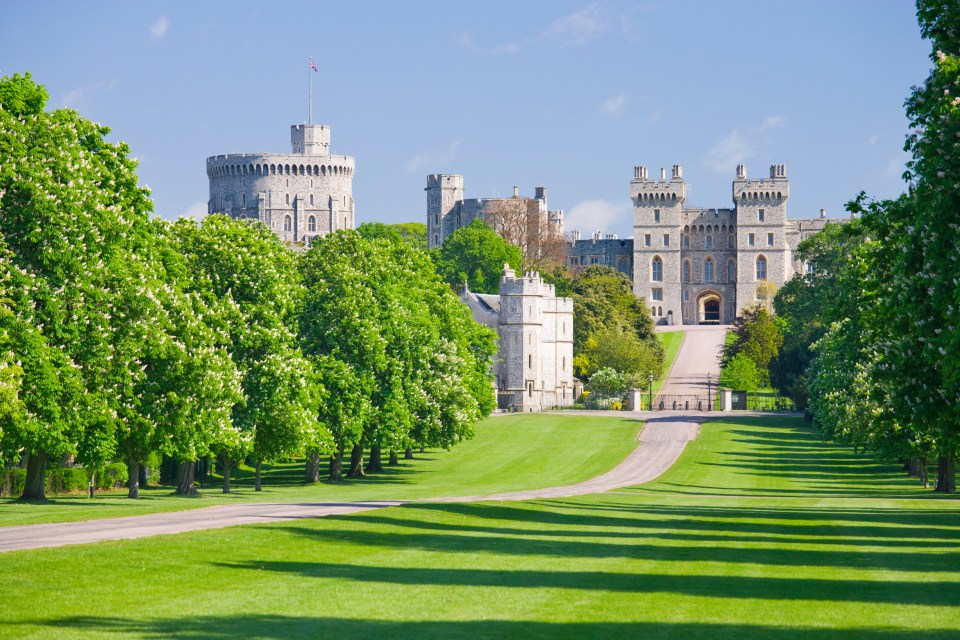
[[721, 352, 761, 392], [1, 462, 128, 497]]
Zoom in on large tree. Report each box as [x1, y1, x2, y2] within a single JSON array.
[[483, 196, 569, 274], [434, 219, 522, 294]]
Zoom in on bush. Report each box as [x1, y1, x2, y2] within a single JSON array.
[[1, 462, 128, 497], [721, 352, 761, 392]]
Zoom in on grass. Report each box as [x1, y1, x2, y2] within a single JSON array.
[[2, 415, 958, 639], [652, 330, 684, 397], [0, 413, 641, 528]]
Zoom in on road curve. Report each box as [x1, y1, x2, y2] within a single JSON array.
[[0, 415, 702, 553]]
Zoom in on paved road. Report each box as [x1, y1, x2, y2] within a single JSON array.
[[656, 325, 728, 396], [0, 328, 725, 553]]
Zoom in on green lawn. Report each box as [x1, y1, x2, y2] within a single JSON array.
[[0, 413, 641, 527], [2, 416, 958, 639], [652, 330, 684, 397]]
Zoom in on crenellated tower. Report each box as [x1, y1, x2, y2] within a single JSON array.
[[426, 174, 464, 248], [631, 164, 685, 324]]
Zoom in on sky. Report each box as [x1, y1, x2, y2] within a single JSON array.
[[2, 0, 931, 239]]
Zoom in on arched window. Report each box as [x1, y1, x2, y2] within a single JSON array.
[[285, 194, 290, 205], [704, 258, 715, 283], [728, 234, 735, 249], [310, 194, 314, 205], [756, 255, 767, 280], [728, 260, 736, 282], [651, 256, 663, 282], [682, 260, 691, 283], [706, 234, 713, 249], [683, 234, 689, 248], [308, 215, 316, 233], [284, 215, 292, 232]]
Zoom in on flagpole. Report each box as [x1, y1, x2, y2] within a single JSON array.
[[308, 59, 312, 125]]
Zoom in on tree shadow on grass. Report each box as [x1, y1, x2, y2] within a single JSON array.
[[24, 615, 960, 640]]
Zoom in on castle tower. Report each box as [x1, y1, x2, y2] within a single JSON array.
[[631, 164, 685, 324], [426, 174, 464, 248], [206, 123, 355, 246], [733, 163, 790, 314]]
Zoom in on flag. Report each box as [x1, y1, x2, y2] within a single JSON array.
[[309, 59, 319, 73]]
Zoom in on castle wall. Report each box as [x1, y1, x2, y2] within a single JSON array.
[[207, 124, 355, 245]]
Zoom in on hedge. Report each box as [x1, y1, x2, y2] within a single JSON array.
[[1, 462, 128, 497]]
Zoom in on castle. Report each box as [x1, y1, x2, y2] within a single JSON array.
[[426, 174, 565, 249], [461, 266, 575, 412], [206, 123, 355, 244], [568, 164, 831, 325]]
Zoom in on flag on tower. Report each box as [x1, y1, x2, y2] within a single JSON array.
[[309, 58, 319, 72]]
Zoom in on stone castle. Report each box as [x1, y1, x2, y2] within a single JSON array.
[[426, 174, 565, 249], [206, 123, 355, 244], [461, 266, 575, 412], [567, 163, 831, 325]]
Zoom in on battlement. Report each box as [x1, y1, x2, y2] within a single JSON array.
[[426, 173, 464, 190], [732, 163, 789, 203], [206, 153, 355, 179], [631, 165, 686, 204], [684, 208, 736, 223], [291, 124, 331, 155]]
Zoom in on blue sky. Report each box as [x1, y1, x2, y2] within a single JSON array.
[[2, 0, 930, 239]]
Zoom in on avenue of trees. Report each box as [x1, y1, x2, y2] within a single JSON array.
[[0, 73, 495, 500], [770, 0, 959, 492]]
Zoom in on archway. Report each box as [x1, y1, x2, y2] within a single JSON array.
[[698, 292, 722, 325]]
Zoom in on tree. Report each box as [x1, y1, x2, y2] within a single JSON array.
[[720, 353, 761, 392], [434, 219, 522, 294], [483, 197, 569, 274], [580, 325, 663, 381], [722, 305, 783, 387]]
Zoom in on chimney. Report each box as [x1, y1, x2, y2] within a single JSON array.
[[820, 208, 826, 219], [513, 185, 519, 198], [660, 167, 666, 181]]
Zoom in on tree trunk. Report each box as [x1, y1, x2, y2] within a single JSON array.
[[222, 455, 232, 494], [935, 455, 956, 493], [305, 452, 320, 483], [388, 450, 399, 466], [87, 469, 96, 498], [906, 458, 920, 478], [175, 461, 199, 496], [328, 445, 344, 482], [919, 456, 929, 489], [348, 443, 365, 478], [420, 445, 425, 454], [367, 446, 383, 473], [255, 459, 263, 491], [404, 447, 414, 460], [20, 452, 47, 501], [127, 460, 140, 499]]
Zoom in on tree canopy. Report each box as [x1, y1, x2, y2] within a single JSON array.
[[433, 219, 522, 294]]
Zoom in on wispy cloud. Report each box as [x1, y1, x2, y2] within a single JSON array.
[[565, 198, 631, 235], [868, 134, 881, 145], [542, 2, 608, 46], [600, 94, 627, 116], [406, 138, 463, 175], [59, 78, 119, 109], [149, 16, 170, 40], [455, 31, 520, 55], [704, 115, 787, 172], [885, 152, 910, 179], [184, 200, 208, 220]]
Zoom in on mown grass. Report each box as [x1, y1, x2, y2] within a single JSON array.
[[652, 330, 684, 397], [0, 413, 641, 527], [1, 415, 958, 639]]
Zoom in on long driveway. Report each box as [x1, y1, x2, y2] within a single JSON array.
[[0, 328, 725, 553]]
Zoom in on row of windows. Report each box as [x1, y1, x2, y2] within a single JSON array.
[[211, 162, 353, 178], [283, 215, 319, 233], [650, 256, 768, 282]]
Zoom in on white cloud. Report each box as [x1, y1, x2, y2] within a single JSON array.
[[564, 198, 631, 236], [405, 137, 463, 175], [184, 200, 208, 219], [600, 94, 626, 116], [59, 78, 119, 109], [704, 115, 787, 172], [455, 31, 519, 55], [542, 2, 607, 46], [868, 134, 881, 145], [149, 16, 169, 40]]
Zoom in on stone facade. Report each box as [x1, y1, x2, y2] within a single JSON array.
[[426, 174, 565, 249], [461, 266, 575, 412], [207, 124, 355, 245]]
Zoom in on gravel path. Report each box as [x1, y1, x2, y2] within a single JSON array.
[[0, 329, 726, 553]]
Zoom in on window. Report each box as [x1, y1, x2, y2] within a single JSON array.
[[748, 233, 755, 247], [590, 256, 599, 264], [285, 193, 290, 205], [644, 234, 651, 247], [528, 355, 532, 368], [706, 234, 713, 249], [704, 258, 715, 283], [806, 262, 815, 275], [654, 209, 661, 223], [728, 260, 736, 282], [682, 261, 691, 283], [683, 289, 689, 301], [683, 234, 689, 247], [651, 256, 663, 282], [767, 232, 774, 246], [308, 216, 316, 233], [651, 288, 663, 301], [759, 208, 765, 222], [663, 233, 670, 247], [756, 255, 767, 280], [728, 234, 735, 248], [284, 215, 292, 232]]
